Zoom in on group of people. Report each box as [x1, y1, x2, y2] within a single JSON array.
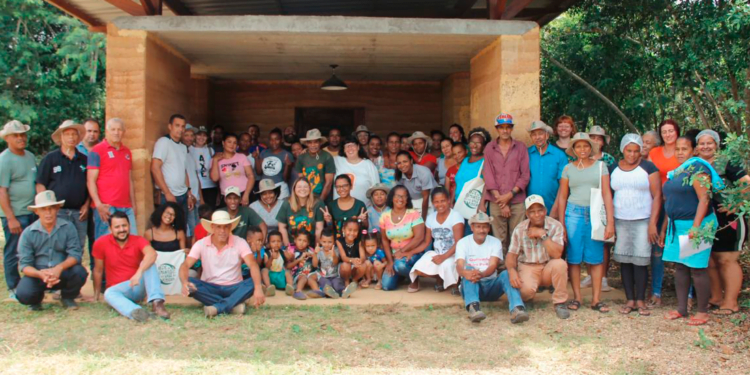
[[0, 112, 746, 325]]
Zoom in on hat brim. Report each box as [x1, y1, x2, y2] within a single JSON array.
[[408, 135, 432, 147], [301, 136, 327, 144], [0, 124, 31, 139], [366, 185, 392, 200], [52, 125, 85, 146], [255, 184, 281, 195], [588, 132, 611, 145], [28, 200, 65, 210], [469, 217, 494, 225], [566, 139, 600, 158], [201, 216, 241, 234], [525, 202, 546, 211]]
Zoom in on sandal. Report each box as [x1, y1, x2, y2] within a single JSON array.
[[664, 310, 685, 320], [712, 308, 739, 316], [637, 307, 651, 316], [360, 280, 370, 289], [374, 283, 382, 290], [567, 300, 582, 311], [687, 316, 708, 326], [591, 302, 610, 313], [619, 305, 635, 315], [646, 298, 662, 309]]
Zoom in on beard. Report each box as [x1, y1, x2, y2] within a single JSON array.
[[114, 231, 130, 243]]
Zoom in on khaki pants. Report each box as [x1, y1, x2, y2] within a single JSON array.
[[489, 202, 526, 255], [518, 259, 569, 305]]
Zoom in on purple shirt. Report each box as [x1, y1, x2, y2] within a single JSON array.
[[482, 139, 530, 205]]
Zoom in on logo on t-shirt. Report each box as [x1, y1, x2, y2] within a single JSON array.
[[158, 263, 176, 285], [53, 166, 62, 174], [107, 151, 115, 158], [262, 156, 283, 177]]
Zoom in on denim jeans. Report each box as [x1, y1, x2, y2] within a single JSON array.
[[188, 277, 255, 314], [93, 206, 137, 240], [16, 264, 88, 306], [104, 264, 165, 319], [461, 269, 524, 312], [650, 243, 664, 297], [57, 208, 88, 248], [381, 251, 424, 291], [2, 214, 35, 291], [161, 193, 191, 237], [186, 203, 198, 239]]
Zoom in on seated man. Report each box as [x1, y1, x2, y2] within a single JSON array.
[[456, 212, 528, 324], [93, 211, 171, 322], [506, 195, 569, 319], [16, 191, 87, 311], [179, 211, 265, 317]]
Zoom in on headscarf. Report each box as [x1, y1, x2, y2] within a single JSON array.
[[696, 129, 720, 147], [619, 133, 642, 153]]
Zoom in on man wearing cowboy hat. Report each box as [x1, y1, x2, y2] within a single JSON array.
[[506, 195, 570, 319], [36, 120, 90, 249], [456, 212, 528, 324], [296, 128, 336, 201], [0, 120, 38, 298], [179, 210, 266, 317], [482, 113, 530, 255], [92, 211, 171, 322], [15, 191, 87, 311], [221, 186, 267, 241], [353, 125, 371, 148], [527, 120, 568, 218], [408, 131, 437, 173]]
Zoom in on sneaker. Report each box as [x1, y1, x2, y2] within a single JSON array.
[[467, 302, 486, 323], [27, 304, 43, 312], [8, 290, 18, 302], [580, 275, 592, 288], [285, 285, 294, 296], [601, 277, 612, 292], [293, 291, 307, 300], [265, 285, 276, 297], [510, 306, 530, 324], [323, 285, 339, 299], [554, 303, 570, 319], [204, 305, 219, 318], [306, 290, 325, 299], [131, 307, 150, 323], [61, 298, 79, 310], [230, 304, 246, 315], [342, 282, 358, 299]]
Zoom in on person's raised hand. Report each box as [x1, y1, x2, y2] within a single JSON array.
[[358, 208, 368, 222], [320, 207, 333, 223]]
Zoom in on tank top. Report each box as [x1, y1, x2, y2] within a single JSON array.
[[150, 228, 181, 252]]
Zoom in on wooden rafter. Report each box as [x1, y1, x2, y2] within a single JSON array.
[[487, 0, 507, 20], [105, 0, 147, 16], [163, 0, 192, 15], [501, 0, 536, 19], [140, 0, 162, 15], [45, 0, 102, 26]]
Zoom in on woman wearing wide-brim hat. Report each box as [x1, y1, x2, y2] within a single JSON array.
[[249, 179, 283, 233], [587, 126, 616, 168], [558, 132, 615, 314], [407, 131, 438, 173]]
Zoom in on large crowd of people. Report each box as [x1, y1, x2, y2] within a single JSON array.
[[0, 113, 746, 325]]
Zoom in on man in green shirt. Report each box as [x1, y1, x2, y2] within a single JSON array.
[[222, 186, 267, 241], [0, 120, 38, 299], [296, 129, 335, 201]]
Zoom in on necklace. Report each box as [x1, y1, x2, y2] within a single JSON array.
[[392, 209, 405, 222]]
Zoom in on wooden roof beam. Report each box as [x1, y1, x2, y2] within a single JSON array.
[[163, 0, 193, 15], [502, 0, 536, 20], [105, 0, 147, 16], [487, 0, 507, 20], [45, 0, 103, 27], [140, 0, 162, 15]]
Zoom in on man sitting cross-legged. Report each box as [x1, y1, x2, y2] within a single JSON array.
[[456, 212, 529, 324], [506, 195, 570, 319], [92, 211, 171, 322], [179, 211, 265, 317]]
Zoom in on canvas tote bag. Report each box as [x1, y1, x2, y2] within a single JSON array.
[[455, 160, 486, 220], [155, 250, 186, 295], [590, 161, 615, 243]]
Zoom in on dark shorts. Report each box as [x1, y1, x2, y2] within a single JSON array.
[[712, 211, 746, 252]]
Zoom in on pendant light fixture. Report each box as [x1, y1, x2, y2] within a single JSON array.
[[321, 64, 348, 91]]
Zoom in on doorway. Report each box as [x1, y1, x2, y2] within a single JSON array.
[[294, 107, 365, 139]]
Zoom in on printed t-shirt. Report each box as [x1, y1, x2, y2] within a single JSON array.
[[295, 152, 336, 195], [275, 200, 325, 236], [216, 153, 251, 194], [425, 209, 464, 254], [332, 157, 380, 202], [379, 208, 424, 252], [259, 148, 293, 185], [455, 234, 503, 276]]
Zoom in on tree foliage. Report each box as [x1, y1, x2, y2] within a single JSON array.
[[0, 0, 105, 155]]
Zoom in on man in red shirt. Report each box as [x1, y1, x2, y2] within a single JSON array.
[[92, 211, 170, 322], [408, 131, 437, 173]]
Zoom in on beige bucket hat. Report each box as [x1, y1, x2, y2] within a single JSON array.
[[255, 178, 281, 195], [407, 131, 432, 147], [28, 190, 65, 210], [566, 132, 600, 158], [469, 211, 494, 225], [353, 125, 370, 136], [300, 128, 327, 144], [366, 183, 392, 201], [0, 120, 30, 139], [528, 120, 554, 135], [588, 125, 611, 144], [201, 210, 241, 234], [51, 120, 85, 146]]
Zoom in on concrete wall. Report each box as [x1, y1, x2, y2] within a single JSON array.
[[210, 81, 443, 137], [441, 72, 471, 133], [470, 27, 540, 144]]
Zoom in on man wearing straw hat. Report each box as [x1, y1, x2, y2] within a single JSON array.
[[16, 191, 87, 311], [296, 128, 336, 201], [36, 120, 90, 249], [527, 121, 568, 218], [408, 131, 437, 173], [179, 211, 266, 317], [0, 120, 38, 299]]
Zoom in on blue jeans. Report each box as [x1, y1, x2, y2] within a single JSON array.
[[57, 208, 88, 248], [161, 193, 191, 237], [651, 243, 664, 297], [186, 203, 198, 239], [93, 206, 137, 240], [382, 251, 424, 291], [16, 264, 88, 305], [565, 203, 604, 265], [104, 265, 165, 319], [461, 270, 524, 312], [188, 277, 255, 314], [2, 214, 35, 291]]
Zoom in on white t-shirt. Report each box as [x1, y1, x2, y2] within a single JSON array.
[[185, 152, 201, 201], [333, 157, 380, 202], [455, 235, 503, 275], [190, 145, 216, 189], [610, 160, 659, 220], [152, 136, 188, 196], [426, 209, 464, 254]]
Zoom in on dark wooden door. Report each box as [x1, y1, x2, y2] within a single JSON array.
[[294, 107, 365, 138]]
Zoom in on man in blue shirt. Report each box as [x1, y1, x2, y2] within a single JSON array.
[[527, 121, 568, 219]]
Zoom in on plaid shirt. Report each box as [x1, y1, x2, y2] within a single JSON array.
[[508, 217, 564, 264]]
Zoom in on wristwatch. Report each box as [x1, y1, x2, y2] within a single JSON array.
[[540, 233, 549, 241]]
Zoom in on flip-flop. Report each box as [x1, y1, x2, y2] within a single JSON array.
[[374, 283, 382, 290], [687, 316, 708, 326], [637, 307, 651, 316], [711, 308, 739, 316], [664, 310, 685, 320], [591, 302, 610, 313], [567, 300, 582, 311], [619, 305, 635, 315]]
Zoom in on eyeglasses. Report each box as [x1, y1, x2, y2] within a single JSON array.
[[335, 184, 351, 190]]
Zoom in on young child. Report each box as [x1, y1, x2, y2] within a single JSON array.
[[337, 219, 368, 288], [311, 228, 357, 299], [264, 230, 294, 296], [244, 226, 275, 297], [362, 229, 387, 290], [286, 230, 319, 300]]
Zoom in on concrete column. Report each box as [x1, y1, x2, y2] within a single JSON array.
[[106, 25, 192, 232], [469, 27, 540, 144], [441, 72, 471, 133]]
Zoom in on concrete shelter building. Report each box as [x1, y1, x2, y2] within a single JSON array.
[[44, 0, 578, 231]]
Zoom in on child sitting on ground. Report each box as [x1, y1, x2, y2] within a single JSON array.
[[362, 229, 387, 290], [243, 226, 276, 297], [336, 219, 368, 288], [286, 230, 319, 300], [264, 230, 294, 296], [311, 228, 357, 299]]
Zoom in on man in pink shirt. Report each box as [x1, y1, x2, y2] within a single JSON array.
[[179, 211, 265, 317]]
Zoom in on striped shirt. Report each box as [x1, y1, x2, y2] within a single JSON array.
[[508, 217, 564, 264]]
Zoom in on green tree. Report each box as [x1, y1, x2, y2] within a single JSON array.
[[0, 0, 105, 155]]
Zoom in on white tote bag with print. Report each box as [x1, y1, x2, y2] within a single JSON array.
[[155, 251, 185, 296], [590, 161, 615, 243], [455, 160, 485, 220]]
